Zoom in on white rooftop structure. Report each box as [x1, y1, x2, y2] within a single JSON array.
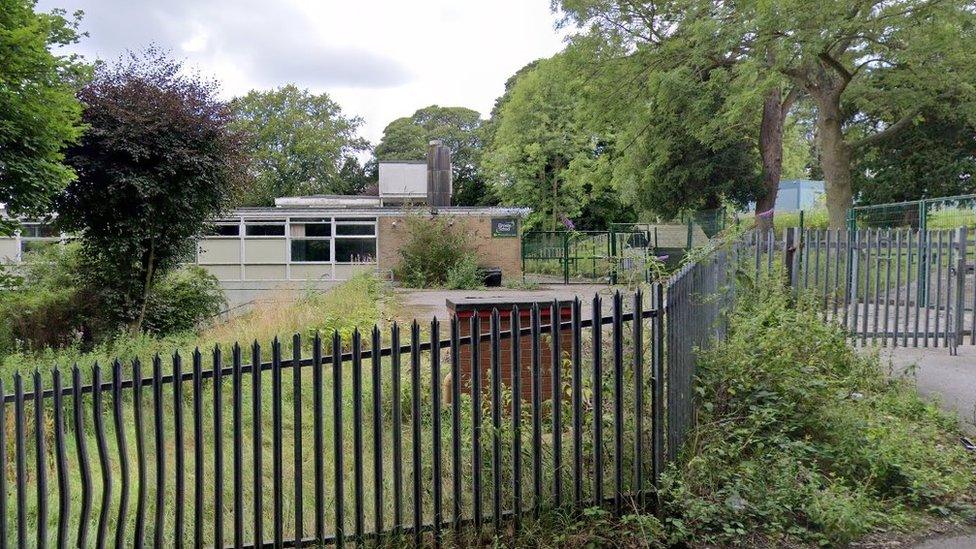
[[378, 160, 441, 205]]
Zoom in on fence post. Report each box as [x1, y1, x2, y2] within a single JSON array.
[[919, 199, 929, 233], [952, 226, 967, 354], [784, 227, 797, 291], [562, 232, 570, 284], [610, 227, 618, 285]]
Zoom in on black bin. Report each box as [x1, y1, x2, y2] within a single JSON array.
[[481, 267, 502, 287]]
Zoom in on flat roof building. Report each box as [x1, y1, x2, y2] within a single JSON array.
[[1, 140, 529, 308]]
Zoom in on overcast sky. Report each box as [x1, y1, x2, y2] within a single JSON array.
[[37, 0, 569, 145]]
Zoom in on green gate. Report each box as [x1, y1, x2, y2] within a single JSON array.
[[521, 230, 657, 284]]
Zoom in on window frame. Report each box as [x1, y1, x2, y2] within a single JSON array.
[[244, 221, 287, 237]]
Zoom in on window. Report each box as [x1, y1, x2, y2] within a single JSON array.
[[335, 238, 376, 263], [291, 240, 331, 262], [210, 224, 240, 237], [20, 224, 59, 238], [291, 219, 331, 237], [335, 224, 375, 236], [245, 223, 285, 236]]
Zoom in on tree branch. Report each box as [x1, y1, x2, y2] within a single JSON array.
[[781, 86, 802, 117], [850, 107, 920, 150], [818, 51, 853, 84]]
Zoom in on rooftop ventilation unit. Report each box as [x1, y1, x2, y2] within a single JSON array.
[[426, 139, 452, 208]]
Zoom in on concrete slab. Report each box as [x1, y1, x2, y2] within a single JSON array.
[[912, 532, 976, 549], [394, 284, 617, 323]]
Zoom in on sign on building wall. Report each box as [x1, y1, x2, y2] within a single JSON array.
[[491, 218, 518, 238]]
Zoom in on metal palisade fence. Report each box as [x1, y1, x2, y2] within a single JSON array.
[[1, 240, 745, 547], [751, 226, 975, 353]]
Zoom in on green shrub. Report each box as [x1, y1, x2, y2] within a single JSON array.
[[0, 244, 100, 352], [393, 214, 481, 288], [142, 266, 226, 335], [0, 244, 228, 356], [660, 281, 976, 547], [445, 255, 483, 289]]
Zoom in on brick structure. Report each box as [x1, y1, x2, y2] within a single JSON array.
[[448, 299, 573, 403], [377, 213, 522, 282]]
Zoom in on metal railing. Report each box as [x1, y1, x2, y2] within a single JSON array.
[[847, 194, 976, 231], [750, 227, 974, 353], [1, 233, 751, 546]]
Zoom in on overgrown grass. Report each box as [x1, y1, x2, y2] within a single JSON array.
[[2, 273, 404, 545], [774, 208, 830, 232], [656, 283, 976, 547], [0, 273, 391, 379]]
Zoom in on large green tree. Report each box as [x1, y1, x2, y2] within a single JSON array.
[[483, 55, 642, 229], [559, 0, 976, 228], [770, 0, 976, 227], [230, 85, 367, 206], [0, 1, 86, 227], [558, 0, 799, 229], [484, 50, 760, 229], [58, 49, 246, 333], [375, 105, 491, 205], [855, 110, 976, 205], [610, 66, 763, 218], [482, 56, 591, 229]]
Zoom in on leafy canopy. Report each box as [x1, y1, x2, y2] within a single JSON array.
[[855, 110, 976, 204], [230, 85, 367, 205], [57, 48, 245, 333], [557, 0, 976, 227], [0, 0, 87, 226], [484, 47, 759, 228], [483, 54, 633, 230]]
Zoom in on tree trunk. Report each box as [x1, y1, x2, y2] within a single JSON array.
[[756, 88, 786, 231], [814, 94, 853, 228], [131, 238, 156, 334], [553, 174, 559, 230]]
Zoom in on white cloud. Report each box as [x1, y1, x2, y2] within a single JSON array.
[[38, 0, 568, 144]]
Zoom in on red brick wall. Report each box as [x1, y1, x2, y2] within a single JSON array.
[[452, 306, 573, 402]]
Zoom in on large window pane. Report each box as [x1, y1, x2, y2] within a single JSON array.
[[303, 223, 332, 237], [21, 224, 59, 238], [246, 223, 285, 236], [291, 239, 331, 262], [335, 224, 375, 236], [335, 238, 376, 263], [210, 224, 240, 236]]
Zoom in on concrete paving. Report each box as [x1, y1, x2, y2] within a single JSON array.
[[913, 532, 976, 549], [393, 284, 616, 323], [872, 344, 976, 435]]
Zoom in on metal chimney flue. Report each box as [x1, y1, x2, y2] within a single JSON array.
[[426, 139, 452, 208]]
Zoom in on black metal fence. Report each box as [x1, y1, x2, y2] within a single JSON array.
[[2, 236, 746, 547]]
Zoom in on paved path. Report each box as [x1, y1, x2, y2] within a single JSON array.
[[872, 345, 976, 435], [913, 531, 976, 548]]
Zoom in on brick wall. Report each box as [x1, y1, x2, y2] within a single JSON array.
[[377, 214, 522, 281], [451, 306, 573, 403]]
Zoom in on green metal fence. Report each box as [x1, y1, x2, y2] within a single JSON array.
[[521, 231, 615, 284], [847, 194, 976, 231], [522, 225, 696, 285]]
